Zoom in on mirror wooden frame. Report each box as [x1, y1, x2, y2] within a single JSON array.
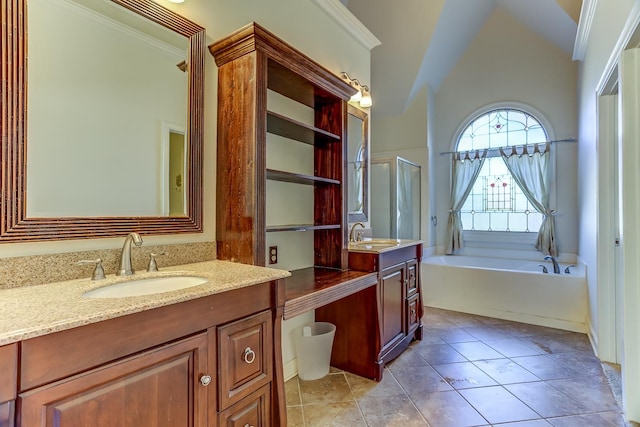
[[347, 104, 369, 223], [1, 0, 205, 242]]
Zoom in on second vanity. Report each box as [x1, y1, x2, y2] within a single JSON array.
[[0, 261, 290, 427], [316, 239, 424, 381]]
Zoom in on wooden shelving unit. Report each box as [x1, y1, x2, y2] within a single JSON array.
[[210, 22, 355, 270]]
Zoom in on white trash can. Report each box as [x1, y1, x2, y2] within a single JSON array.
[[293, 322, 336, 381]]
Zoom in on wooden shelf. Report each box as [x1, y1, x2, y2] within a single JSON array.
[[267, 60, 345, 109], [266, 169, 340, 186], [267, 111, 340, 145], [283, 267, 378, 320], [266, 224, 340, 233]]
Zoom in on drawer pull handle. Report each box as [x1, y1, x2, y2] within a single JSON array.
[[199, 374, 212, 386], [243, 347, 256, 364]]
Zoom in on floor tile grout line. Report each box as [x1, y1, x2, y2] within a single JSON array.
[[384, 367, 435, 427]]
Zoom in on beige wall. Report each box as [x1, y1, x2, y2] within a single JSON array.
[[432, 7, 578, 255]]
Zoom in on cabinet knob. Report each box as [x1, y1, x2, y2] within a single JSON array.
[[199, 375, 212, 386], [243, 347, 256, 364]]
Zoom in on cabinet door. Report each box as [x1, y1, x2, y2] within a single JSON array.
[[19, 333, 209, 427], [380, 263, 405, 349], [218, 384, 270, 427]]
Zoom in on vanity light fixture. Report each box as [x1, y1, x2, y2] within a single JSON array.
[[340, 72, 372, 107], [167, 0, 185, 3]]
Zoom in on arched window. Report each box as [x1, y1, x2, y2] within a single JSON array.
[[455, 108, 548, 232]]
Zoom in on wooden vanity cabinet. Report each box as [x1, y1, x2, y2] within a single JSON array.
[[316, 243, 423, 381], [12, 280, 284, 427]]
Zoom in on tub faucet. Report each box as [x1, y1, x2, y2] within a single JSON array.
[[117, 232, 143, 276], [349, 222, 365, 242], [544, 255, 560, 274]]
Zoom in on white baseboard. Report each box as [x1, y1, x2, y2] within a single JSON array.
[[284, 358, 298, 382]]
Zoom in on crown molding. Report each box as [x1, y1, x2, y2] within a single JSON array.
[[573, 0, 598, 60], [52, 0, 185, 59], [312, 0, 381, 50]]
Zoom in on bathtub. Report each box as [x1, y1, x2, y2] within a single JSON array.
[[422, 255, 588, 332]]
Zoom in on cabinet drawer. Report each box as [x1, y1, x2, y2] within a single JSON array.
[[218, 310, 272, 410], [407, 294, 420, 333], [406, 259, 418, 296], [218, 384, 270, 427]]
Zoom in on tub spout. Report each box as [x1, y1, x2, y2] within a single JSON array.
[[544, 255, 560, 274]]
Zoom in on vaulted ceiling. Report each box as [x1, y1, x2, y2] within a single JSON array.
[[345, 0, 582, 115]]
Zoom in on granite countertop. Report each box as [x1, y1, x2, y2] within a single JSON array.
[[347, 238, 424, 254], [0, 260, 290, 346]]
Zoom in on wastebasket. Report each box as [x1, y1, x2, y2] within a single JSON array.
[[293, 322, 336, 381]]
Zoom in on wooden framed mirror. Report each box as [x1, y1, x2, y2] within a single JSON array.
[[347, 104, 369, 223], [1, 0, 205, 242]]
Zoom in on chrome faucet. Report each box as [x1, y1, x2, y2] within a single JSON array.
[[544, 255, 560, 274], [117, 232, 143, 276], [349, 222, 365, 242]]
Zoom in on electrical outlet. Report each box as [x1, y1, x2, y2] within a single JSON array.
[[268, 246, 278, 264]]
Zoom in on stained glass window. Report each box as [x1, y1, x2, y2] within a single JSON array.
[[456, 109, 546, 232]]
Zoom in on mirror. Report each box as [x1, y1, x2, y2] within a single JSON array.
[[2, 0, 205, 242], [347, 105, 369, 223]]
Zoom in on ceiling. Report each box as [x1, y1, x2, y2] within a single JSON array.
[[345, 0, 582, 115]]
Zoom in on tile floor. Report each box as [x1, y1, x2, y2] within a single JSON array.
[[285, 307, 636, 427]]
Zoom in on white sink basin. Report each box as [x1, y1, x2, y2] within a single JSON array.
[[84, 276, 208, 298]]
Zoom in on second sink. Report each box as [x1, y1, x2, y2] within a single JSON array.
[[84, 276, 208, 299]]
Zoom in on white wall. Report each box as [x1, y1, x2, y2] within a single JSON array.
[[576, 0, 638, 421], [433, 7, 578, 255], [371, 87, 430, 242]]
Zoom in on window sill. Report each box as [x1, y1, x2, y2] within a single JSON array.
[[460, 230, 541, 259]]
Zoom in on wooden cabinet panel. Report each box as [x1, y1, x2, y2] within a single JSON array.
[[219, 384, 270, 427], [0, 344, 17, 403], [218, 310, 273, 411], [380, 264, 405, 349], [0, 401, 14, 427], [19, 333, 209, 427]]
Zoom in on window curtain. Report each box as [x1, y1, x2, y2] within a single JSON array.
[[446, 150, 486, 254], [500, 143, 557, 257]]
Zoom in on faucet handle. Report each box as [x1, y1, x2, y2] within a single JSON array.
[[147, 252, 167, 272], [77, 258, 106, 280]]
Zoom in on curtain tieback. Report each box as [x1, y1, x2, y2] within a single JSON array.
[[544, 209, 557, 216]]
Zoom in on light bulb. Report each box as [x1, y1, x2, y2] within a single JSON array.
[[350, 89, 363, 103], [359, 87, 372, 107]]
